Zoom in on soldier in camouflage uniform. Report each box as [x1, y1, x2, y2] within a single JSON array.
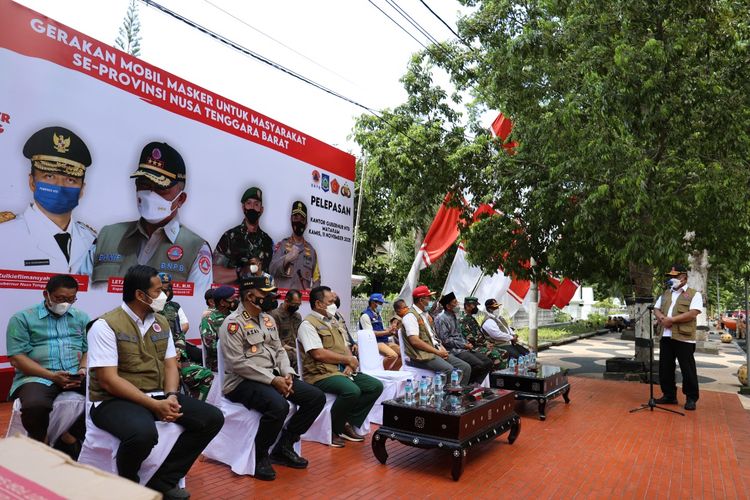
[[212, 187, 274, 285], [459, 297, 509, 369], [158, 273, 215, 400], [199, 285, 237, 372]]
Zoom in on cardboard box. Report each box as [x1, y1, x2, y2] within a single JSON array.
[[0, 436, 160, 499]]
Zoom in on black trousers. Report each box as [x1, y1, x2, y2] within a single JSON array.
[[11, 382, 86, 443], [226, 378, 326, 457], [659, 336, 699, 402], [90, 394, 224, 493], [454, 351, 493, 383], [498, 343, 529, 359]]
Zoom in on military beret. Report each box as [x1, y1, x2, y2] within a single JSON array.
[[291, 200, 307, 218], [131, 142, 186, 188], [665, 264, 688, 277], [239, 275, 277, 293], [23, 126, 92, 178], [241, 187, 262, 203], [212, 285, 236, 301]]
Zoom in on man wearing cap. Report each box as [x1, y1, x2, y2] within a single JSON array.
[[270, 201, 320, 290], [460, 297, 508, 369], [434, 292, 492, 383], [199, 285, 237, 372], [270, 289, 303, 370], [358, 293, 401, 370], [0, 126, 97, 273], [481, 298, 530, 360], [83, 142, 213, 293], [213, 187, 274, 284], [400, 286, 471, 385], [653, 265, 703, 411], [220, 275, 325, 481], [298, 286, 383, 447]]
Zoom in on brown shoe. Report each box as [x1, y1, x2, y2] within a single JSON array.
[[330, 434, 346, 448], [339, 423, 365, 442]]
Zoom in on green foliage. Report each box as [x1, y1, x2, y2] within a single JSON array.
[[587, 313, 608, 327], [552, 307, 573, 322], [517, 320, 602, 342], [115, 0, 142, 56]]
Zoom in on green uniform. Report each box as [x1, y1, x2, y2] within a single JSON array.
[[460, 313, 509, 369], [213, 222, 274, 280], [200, 308, 228, 372]]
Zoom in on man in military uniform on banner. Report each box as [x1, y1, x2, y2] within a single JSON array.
[[213, 186, 274, 284], [82, 142, 213, 293], [0, 126, 97, 274], [270, 201, 320, 290]]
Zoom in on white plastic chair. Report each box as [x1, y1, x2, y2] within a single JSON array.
[[6, 389, 85, 445], [78, 373, 186, 486], [202, 340, 300, 475], [356, 330, 411, 426], [297, 342, 335, 445]]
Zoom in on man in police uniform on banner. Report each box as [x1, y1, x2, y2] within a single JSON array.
[[213, 186, 274, 284], [270, 201, 320, 290], [0, 126, 97, 273], [220, 275, 325, 481], [83, 142, 213, 292]]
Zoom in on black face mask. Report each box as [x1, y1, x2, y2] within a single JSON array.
[[292, 221, 306, 236], [286, 303, 300, 314], [245, 208, 261, 224], [333, 296, 341, 309], [255, 293, 278, 313], [166, 289, 174, 302]]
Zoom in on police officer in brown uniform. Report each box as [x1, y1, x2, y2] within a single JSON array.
[[269, 201, 320, 290], [220, 275, 325, 481]]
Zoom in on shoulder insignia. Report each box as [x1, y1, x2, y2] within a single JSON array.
[[242, 310, 250, 320], [263, 316, 274, 328], [227, 322, 239, 334], [0, 211, 16, 223], [76, 220, 98, 235]]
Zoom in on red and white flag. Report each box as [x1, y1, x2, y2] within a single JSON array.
[[553, 278, 579, 309], [491, 112, 518, 155], [502, 276, 530, 317]]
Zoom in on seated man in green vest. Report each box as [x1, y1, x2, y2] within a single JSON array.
[[297, 286, 383, 448], [86, 264, 224, 499], [82, 142, 213, 295]]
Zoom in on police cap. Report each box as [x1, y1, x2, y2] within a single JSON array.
[[239, 275, 277, 293], [23, 126, 92, 178], [131, 142, 186, 188], [291, 200, 307, 219]]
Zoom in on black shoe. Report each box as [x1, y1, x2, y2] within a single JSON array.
[[163, 487, 191, 500], [254, 456, 276, 481], [52, 437, 81, 460], [684, 400, 697, 411], [270, 432, 308, 469], [654, 396, 678, 405]]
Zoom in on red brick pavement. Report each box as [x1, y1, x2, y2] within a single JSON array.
[[3, 377, 750, 499]]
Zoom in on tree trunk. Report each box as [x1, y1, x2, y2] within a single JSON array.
[[688, 249, 709, 340], [628, 262, 654, 363]]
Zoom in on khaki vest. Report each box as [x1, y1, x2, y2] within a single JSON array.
[[301, 314, 348, 384], [660, 288, 699, 341], [91, 221, 205, 283], [482, 314, 512, 345], [400, 307, 436, 362], [89, 308, 171, 401]]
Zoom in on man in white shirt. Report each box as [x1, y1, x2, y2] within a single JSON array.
[[481, 299, 530, 359], [87, 265, 224, 499], [653, 264, 703, 411]]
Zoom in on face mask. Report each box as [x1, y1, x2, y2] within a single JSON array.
[[668, 278, 681, 289], [292, 221, 306, 237], [425, 300, 434, 310], [142, 290, 168, 312], [334, 297, 341, 309], [260, 294, 278, 312], [249, 264, 259, 274], [137, 189, 182, 224], [47, 299, 72, 316], [244, 208, 261, 224], [34, 181, 81, 214], [326, 303, 338, 317], [287, 304, 300, 314], [166, 289, 174, 302], [396, 307, 408, 317], [376, 304, 383, 313]]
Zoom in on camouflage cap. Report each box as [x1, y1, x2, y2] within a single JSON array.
[[23, 126, 92, 178]]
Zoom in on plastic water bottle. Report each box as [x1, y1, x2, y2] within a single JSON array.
[[518, 355, 526, 369], [509, 358, 517, 373], [404, 379, 414, 405], [450, 369, 460, 387], [419, 378, 429, 406], [433, 374, 444, 395]]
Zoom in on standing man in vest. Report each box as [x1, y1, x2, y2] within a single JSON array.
[[435, 292, 492, 383], [6, 274, 88, 457], [199, 285, 237, 372], [400, 286, 471, 385], [481, 298, 530, 359], [358, 293, 401, 370], [220, 275, 325, 481], [270, 201, 320, 290], [212, 187, 274, 284], [83, 142, 213, 294], [653, 264, 703, 411], [87, 265, 224, 499], [269, 289, 303, 370], [0, 126, 97, 274], [298, 286, 383, 448]]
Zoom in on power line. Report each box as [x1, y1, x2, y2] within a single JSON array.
[[385, 0, 441, 46], [418, 0, 464, 42], [366, 0, 430, 51]]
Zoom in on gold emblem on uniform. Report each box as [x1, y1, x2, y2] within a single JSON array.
[[0, 211, 16, 223], [52, 132, 71, 153], [263, 317, 274, 328], [250, 345, 258, 353]]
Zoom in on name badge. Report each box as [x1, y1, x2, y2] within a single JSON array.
[[24, 259, 50, 266]]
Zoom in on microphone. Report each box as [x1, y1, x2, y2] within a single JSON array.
[[647, 305, 655, 310]]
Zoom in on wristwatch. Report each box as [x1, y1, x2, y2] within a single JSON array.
[[165, 391, 180, 398]]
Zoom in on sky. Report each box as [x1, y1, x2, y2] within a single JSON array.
[[15, 0, 477, 155]]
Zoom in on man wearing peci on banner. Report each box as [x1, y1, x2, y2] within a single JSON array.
[[270, 201, 320, 290], [82, 142, 213, 292], [0, 126, 97, 274]]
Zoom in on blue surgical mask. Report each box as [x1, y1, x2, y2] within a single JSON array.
[[376, 304, 383, 313], [426, 300, 435, 310], [34, 181, 81, 214]]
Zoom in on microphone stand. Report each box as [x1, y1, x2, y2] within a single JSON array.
[[630, 305, 684, 416]]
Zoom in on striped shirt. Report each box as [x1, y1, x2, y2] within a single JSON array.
[[6, 301, 89, 396]]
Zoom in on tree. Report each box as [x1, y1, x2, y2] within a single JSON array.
[[115, 0, 142, 56]]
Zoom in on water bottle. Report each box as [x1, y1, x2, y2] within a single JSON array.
[[419, 378, 429, 406], [519, 355, 526, 369], [433, 374, 444, 396], [509, 357, 517, 373], [404, 379, 414, 405], [450, 369, 460, 387]]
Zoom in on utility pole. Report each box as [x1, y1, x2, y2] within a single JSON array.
[[351, 158, 367, 270], [528, 257, 538, 352]]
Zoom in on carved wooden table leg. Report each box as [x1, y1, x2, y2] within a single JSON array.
[[538, 398, 547, 421], [563, 385, 571, 404], [371, 431, 388, 464], [450, 448, 467, 481], [508, 417, 521, 444]]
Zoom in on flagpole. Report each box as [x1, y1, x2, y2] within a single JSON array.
[[528, 258, 538, 352], [351, 157, 367, 270]]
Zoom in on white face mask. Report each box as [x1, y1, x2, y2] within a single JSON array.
[[47, 300, 72, 316], [249, 264, 259, 274], [326, 303, 338, 317], [668, 278, 681, 289], [137, 190, 182, 224], [143, 291, 168, 312]]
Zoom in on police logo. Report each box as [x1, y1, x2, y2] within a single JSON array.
[[227, 322, 239, 334], [312, 170, 320, 183], [331, 178, 340, 194], [341, 183, 352, 198], [152, 148, 162, 160], [52, 132, 71, 153], [321, 173, 330, 192], [153, 323, 162, 333], [167, 245, 183, 261], [198, 255, 211, 275]]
